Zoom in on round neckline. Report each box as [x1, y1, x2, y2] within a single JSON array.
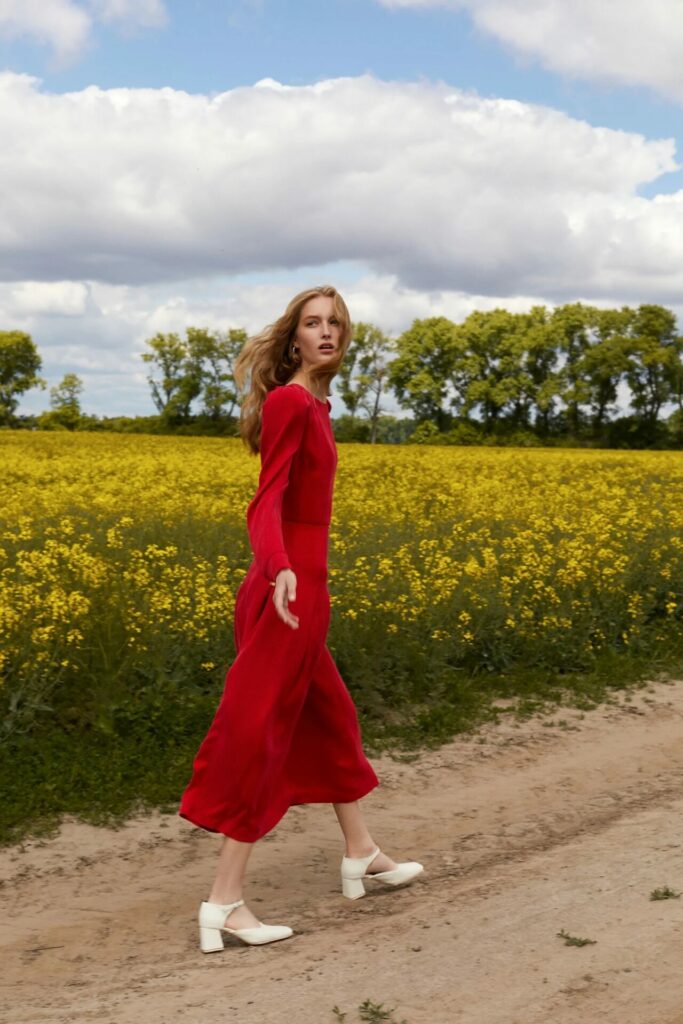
[[284, 381, 330, 408]]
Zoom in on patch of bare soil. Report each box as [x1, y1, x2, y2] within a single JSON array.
[[2, 680, 683, 1024]]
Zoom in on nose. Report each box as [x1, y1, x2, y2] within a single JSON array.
[[321, 322, 331, 338]]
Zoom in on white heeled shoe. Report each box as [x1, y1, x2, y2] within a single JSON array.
[[198, 898, 294, 952], [341, 846, 424, 900]]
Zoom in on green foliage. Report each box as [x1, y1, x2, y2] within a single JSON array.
[[336, 322, 396, 443], [358, 1000, 409, 1024], [390, 302, 683, 448], [141, 330, 197, 421], [40, 373, 85, 430], [1, 598, 680, 847], [34, 411, 72, 431], [331, 1002, 409, 1024], [556, 929, 597, 947], [649, 886, 681, 901], [407, 420, 440, 444], [389, 315, 459, 432], [0, 331, 45, 425], [666, 409, 683, 446], [4, 301, 682, 447], [0, 674, 217, 847], [442, 420, 482, 445], [141, 327, 246, 424]]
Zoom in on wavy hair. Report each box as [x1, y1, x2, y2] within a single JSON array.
[[234, 284, 352, 454]]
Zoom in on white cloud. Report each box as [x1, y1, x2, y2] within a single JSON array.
[[1, 71, 681, 306], [88, 0, 166, 28], [377, 0, 683, 103], [344, 274, 549, 333], [10, 281, 90, 316], [0, 0, 90, 62], [0, 0, 166, 61]]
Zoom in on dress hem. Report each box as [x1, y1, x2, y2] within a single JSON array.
[[178, 776, 380, 843]]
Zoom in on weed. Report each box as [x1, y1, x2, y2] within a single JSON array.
[[649, 885, 681, 900], [557, 928, 597, 947], [331, 999, 409, 1023], [359, 999, 409, 1024]]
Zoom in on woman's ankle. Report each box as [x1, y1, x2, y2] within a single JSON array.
[[345, 842, 378, 858], [207, 890, 243, 905]]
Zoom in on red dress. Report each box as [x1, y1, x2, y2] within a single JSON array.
[[178, 381, 380, 842]]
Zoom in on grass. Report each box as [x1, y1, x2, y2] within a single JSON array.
[[332, 999, 409, 1023], [1, 634, 681, 849], [649, 886, 681, 901], [556, 929, 597, 947]]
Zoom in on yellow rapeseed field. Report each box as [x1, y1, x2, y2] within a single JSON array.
[[1, 431, 682, 730]]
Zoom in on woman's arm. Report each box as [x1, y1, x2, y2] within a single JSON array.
[[246, 387, 309, 583]]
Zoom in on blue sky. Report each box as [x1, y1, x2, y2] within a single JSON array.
[[2, 0, 682, 416]]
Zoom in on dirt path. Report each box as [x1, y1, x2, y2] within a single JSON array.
[[3, 679, 683, 1024]]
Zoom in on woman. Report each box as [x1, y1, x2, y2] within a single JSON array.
[[178, 285, 423, 952]]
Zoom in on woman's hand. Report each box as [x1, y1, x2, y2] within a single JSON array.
[[271, 568, 300, 629]]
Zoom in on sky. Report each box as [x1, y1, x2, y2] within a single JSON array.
[[2, 0, 682, 418]]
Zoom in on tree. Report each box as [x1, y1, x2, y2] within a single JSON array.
[[520, 307, 563, 436], [455, 308, 547, 432], [390, 317, 460, 431], [551, 303, 596, 437], [0, 331, 45, 426], [142, 327, 248, 424], [186, 327, 246, 420], [141, 331, 199, 422], [50, 372, 83, 412], [337, 322, 395, 443], [582, 307, 633, 435], [48, 373, 84, 430], [625, 304, 678, 425], [667, 332, 683, 413]]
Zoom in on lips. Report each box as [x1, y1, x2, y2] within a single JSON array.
[[318, 345, 334, 352]]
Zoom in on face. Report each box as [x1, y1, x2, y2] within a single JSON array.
[[293, 295, 342, 370]]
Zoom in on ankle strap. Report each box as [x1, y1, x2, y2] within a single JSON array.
[[210, 898, 244, 912], [346, 846, 381, 867]]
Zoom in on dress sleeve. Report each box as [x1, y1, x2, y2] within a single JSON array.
[[246, 387, 310, 583]]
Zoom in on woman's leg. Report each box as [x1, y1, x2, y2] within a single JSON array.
[[206, 837, 262, 928], [333, 800, 398, 871]]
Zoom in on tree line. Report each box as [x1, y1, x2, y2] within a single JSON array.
[[1, 302, 682, 448]]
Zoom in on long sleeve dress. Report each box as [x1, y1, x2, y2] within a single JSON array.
[[178, 381, 380, 842]]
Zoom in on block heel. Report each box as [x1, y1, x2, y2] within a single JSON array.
[[341, 846, 424, 900], [199, 924, 224, 953], [198, 898, 294, 951], [342, 875, 366, 900]]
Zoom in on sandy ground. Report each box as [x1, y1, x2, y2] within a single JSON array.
[[3, 678, 683, 1024]]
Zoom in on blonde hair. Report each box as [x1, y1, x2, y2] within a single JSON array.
[[234, 284, 352, 454]]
